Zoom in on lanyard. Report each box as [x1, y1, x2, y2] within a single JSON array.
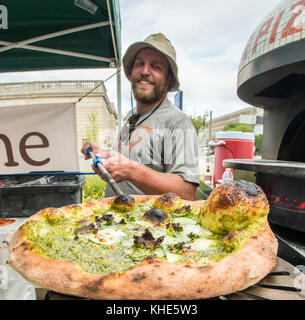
[[126, 100, 164, 142]]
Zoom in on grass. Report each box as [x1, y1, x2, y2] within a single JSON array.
[[195, 178, 213, 200], [82, 175, 212, 202], [82, 175, 106, 202]]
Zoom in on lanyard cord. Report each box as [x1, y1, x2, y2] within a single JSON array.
[[128, 99, 164, 141]]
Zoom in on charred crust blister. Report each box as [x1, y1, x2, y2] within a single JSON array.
[[20, 242, 28, 250], [82, 282, 101, 293], [112, 194, 136, 211], [208, 180, 268, 210], [173, 205, 191, 215], [131, 273, 147, 282], [143, 209, 169, 226], [154, 193, 180, 208], [159, 193, 178, 203], [225, 180, 264, 199]]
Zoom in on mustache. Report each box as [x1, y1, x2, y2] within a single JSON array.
[[135, 75, 154, 85]]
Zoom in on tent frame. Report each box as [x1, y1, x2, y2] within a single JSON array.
[[0, 0, 122, 130]]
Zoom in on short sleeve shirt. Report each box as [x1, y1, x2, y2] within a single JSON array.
[[105, 100, 200, 197]]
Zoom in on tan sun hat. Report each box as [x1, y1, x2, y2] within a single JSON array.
[[122, 33, 180, 92]]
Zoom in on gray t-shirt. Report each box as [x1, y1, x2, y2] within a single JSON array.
[[105, 100, 200, 197]]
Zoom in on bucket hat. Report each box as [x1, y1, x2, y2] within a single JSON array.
[[122, 33, 180, 92]]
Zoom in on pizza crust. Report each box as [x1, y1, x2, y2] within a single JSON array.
[[7, 195, 278, 300]]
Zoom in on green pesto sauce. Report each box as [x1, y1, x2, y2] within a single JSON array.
[[22, 202, 255, 275]]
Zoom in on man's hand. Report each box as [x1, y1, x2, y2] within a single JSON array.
[[81, 142, 133, 183], [94, 149, 133, 183], [81, 142, 101, 160]]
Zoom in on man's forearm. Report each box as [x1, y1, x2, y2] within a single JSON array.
[[128, 161, 197, 200]]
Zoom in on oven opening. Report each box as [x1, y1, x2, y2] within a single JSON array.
[[278, 109, 305, 162]]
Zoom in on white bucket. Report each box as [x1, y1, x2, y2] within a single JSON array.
[[0, 218, 36, 300]]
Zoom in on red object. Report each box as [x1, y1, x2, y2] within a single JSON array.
[[210, 132, 255, 187], [0, 218, 16, 227]]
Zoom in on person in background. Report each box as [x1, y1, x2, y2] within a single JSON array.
[[82, 33, 199, 200]]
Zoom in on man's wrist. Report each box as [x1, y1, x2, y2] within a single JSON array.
[[127, 159, 137, 181]]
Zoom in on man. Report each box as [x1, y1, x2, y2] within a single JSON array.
[[82, 33, 199, 200]]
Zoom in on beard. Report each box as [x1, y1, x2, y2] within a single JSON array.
[[131, 77, 169, 105]]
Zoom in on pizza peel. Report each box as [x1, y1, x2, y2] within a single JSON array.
[[87, 148, 123, 197]]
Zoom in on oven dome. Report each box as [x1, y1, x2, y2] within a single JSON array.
[[237, 0, 305, 108]]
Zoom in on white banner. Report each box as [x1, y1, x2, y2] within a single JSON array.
[[0, 103, 80, 175]]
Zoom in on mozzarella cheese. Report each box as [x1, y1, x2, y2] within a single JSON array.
[[88, 227, 127, 245], [166, 252, 182, 263], [173, 217, 197, 226], [182, 224, 212, 237], [190, 239, 213, 251]]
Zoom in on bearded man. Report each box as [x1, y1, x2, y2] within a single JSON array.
[[82, 33, 200, 200]]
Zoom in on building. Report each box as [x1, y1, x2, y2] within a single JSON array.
[[0, 80, 117, 170], [204, 106, 263, 145]]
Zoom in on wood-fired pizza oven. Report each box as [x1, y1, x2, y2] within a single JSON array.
[[224, 0, 305, 267]]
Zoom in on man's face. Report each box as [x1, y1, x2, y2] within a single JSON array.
[[130, 48, 170, 105]]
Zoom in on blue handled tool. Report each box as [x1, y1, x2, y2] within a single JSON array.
[[87, 148, 123, 196]]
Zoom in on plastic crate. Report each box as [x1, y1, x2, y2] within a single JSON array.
[[0, 175, 86, 218]]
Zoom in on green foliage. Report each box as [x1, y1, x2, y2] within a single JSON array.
[[83, 175, 106, 202], [255, 135, 263, 155], [195, 178, 213, 200], [223, 122, 252, 132], [189, 116, 205, 134], [86, 111, 100, 144]]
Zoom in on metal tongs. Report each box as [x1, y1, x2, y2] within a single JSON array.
[[87, 148, 123, 196]]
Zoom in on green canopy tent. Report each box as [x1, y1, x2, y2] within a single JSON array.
[[0, 0, 122, 128]]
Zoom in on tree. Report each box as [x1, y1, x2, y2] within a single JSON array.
[[86, 111, 100, 144], [189, 116, 205, 135], [254, 135, 263, 155], [223, 122, 252, 132]]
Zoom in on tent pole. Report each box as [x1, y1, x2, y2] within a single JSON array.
[[106, 0, 119, 62], [0, 21, 110, 53], [117, 66, 122, 134], [0, 41, 112, 63]]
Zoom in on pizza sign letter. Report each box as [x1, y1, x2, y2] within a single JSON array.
[[240, 0, 305, 70], [19, 132, 50, 166], [282, 0, 305, 37], [0, 103, 80, 174], [0, 132, 50, 167], [252, 17, 274, 54]]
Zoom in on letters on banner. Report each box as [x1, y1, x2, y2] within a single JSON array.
[[0, 103, 80, 175]]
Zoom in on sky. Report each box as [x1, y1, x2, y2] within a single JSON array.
[[0, 0, 281, 120]]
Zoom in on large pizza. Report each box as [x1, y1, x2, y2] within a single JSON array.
[[7, 180, 278, 300]]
